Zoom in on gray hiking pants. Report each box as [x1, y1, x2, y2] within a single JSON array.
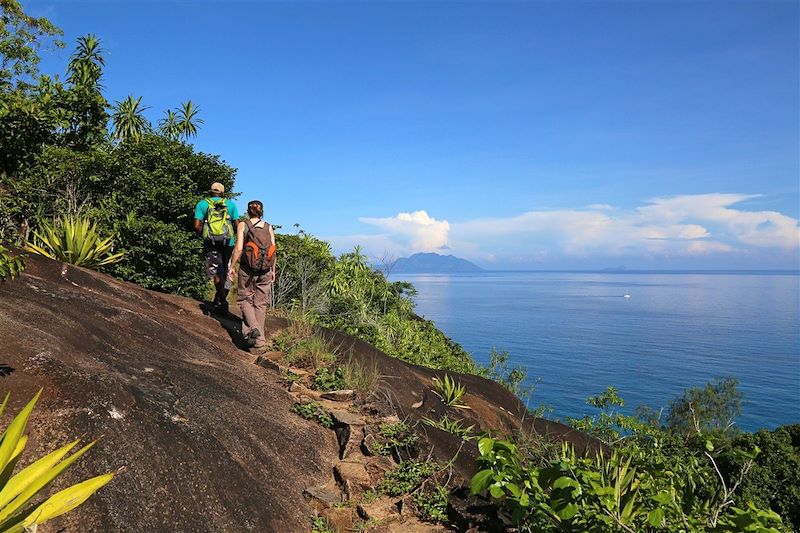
[[237, 268, 272, 348]]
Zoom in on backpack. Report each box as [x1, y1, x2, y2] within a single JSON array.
[[202, 198, 234, 244], [242, 219, 277, 274]]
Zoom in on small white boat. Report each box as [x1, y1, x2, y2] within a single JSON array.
[[623, 290, 631, 299]]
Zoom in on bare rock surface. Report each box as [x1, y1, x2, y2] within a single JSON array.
[[0, 256, 339, 532], [0, 254, 601, 532]]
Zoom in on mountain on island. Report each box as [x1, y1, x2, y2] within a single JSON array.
[[391, 252, 484, 273]]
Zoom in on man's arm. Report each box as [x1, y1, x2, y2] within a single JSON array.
[[227, 223, 246, 280], [194, 218, 203, 235]]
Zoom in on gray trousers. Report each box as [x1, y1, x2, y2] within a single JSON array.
[[237, 268, 272, 348]]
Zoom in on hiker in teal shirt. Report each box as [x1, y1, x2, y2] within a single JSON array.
[[194, 182, 239, 312]]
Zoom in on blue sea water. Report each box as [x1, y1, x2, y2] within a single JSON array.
[[389, 271, 800, 432]]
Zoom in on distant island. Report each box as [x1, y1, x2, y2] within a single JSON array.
[[391, 252, 484, 273]]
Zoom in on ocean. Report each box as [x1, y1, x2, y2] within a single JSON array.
[[389, 271, 800, 432]]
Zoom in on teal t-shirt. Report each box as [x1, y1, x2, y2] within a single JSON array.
[[194, 197, 239, 245]]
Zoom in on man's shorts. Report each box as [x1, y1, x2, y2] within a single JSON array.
[[203, 241, 233, 280]]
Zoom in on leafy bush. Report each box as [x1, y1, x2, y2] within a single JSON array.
[[370, 421, 419, 458], [289, 402, 334, 429], [471, 436, 784, 532], [720, 425, 800, 528], [311, 367, 346, 392], [414, 484, 450, 523], [24, 216, 123, 268], [0, 247, 24, 281], [310, 516, 334, 533], [378, 461, 436, 497], [0, 391, 114, 531], [431, 374, 469, 409]]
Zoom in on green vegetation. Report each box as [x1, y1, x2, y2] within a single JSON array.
[[377, 460, 436, 497], [422, 415, 475, 440], [311, 366, 346, 392], [342, 357, 381, 400], [370, 421, 419, 458], [472, 381, 797, 532], [289, 402, 334, 429], [0, 246, 24, 281], [310, 516, 334, 533], [1, 2, 234, 298], [0, 390, 113, 532], [414, 484, 450, 523], [24, 215, 123, 268], [431, 374, 470, 409], [284, 335, 336, 369], [273, 238, 476, 373]]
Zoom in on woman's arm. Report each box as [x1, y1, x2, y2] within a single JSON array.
[[227, 222, 247, 280], [269, 225, 277, 282]]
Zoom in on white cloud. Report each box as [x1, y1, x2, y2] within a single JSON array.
[[326, 194, 799, 265], [452, 193, 799, 258], [358, 210, 450, 252]]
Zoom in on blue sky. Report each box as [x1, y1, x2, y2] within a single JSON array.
[[29, 0, 799, 269]]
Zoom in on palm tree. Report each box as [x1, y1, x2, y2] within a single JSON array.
[[158, 109, 181, 140], [177, 100, 203, 140], [67, 34, 105, 87], [111, 95, 150, 143]]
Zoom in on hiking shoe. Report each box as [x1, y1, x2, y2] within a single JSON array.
[[246, 328, 261, 348], [251, 345, 269, 355]]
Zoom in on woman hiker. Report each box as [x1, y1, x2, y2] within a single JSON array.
[[227, 200, 277, 354]]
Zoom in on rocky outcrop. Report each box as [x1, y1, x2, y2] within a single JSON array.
[[0, 255, 598, 532]]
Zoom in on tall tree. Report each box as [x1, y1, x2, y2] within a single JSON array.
[[111, 95, 149, 143], [158, 109, 180, 140], [177, 100, 203, 140], [62, 34, 108, 149], [0, 0, 62, 87], [67, 34, 104, 87]]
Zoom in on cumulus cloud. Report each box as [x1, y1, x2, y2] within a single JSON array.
[[452, 193, 800, 258], [327, 194, 799, 265], [358, 210, 450, 252]]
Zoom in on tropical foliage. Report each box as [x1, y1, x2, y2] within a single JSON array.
[[0, 391, 113, 532], [1, 3, 223, 297], [24, 215, 123, 268], [472, 381, 797, 532], [0, 246, 24, 281], [431, 374, 470, 409]]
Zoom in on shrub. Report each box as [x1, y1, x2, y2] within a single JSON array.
[[0, 390, 114, 531], [0, 247, 24, 281], [289, 402, 334, 429], [378, 461, 436, 497], [310, 516, 334, 533], [370, 421, 419, 459], [414, 484, 450, 523], [311, 367, 346, 392], [471, 436, 785, 532], [24, 216, 123, 268], [431, 374, 469, 409]]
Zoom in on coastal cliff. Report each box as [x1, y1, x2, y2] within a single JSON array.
[[0, 254, 595, 532]]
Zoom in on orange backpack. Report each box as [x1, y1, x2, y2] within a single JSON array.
[[242, 219, 276, 274]]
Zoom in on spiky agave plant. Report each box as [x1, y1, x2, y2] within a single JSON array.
[[24, 216, 123, 268], [0, 391, 114, 532], [431, 374, 470, 409]]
